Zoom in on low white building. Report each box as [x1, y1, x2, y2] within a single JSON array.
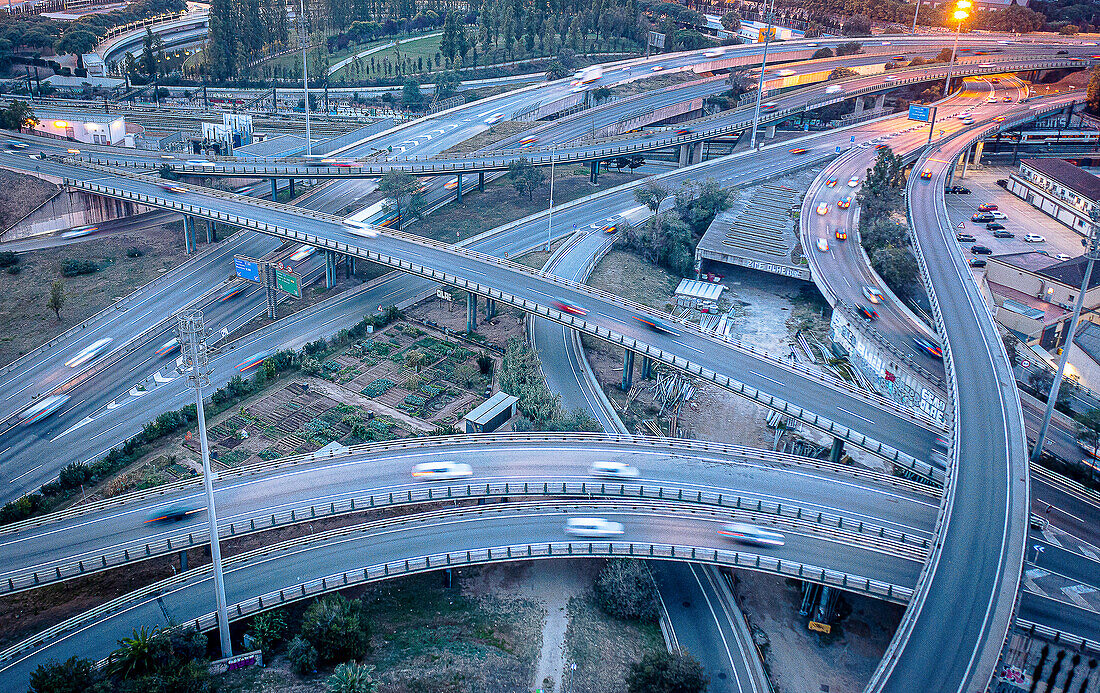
[[1006, 158, 1100, 235], [34, 112, 126, 145]]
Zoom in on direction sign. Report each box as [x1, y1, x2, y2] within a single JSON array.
[[274, 267, 301, 298], [647, 31, 665, 49], [908, 104, 931, 122], [234, 256, 261, 283]]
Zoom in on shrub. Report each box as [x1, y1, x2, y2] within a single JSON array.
[[28, 656, 106, 693], [247, 611, 288, 657], [299, 595, 370, 663], [58, 461, 92, 489], [288, 636, 319, 674], [7, 264, 21, 275], [326, 661, 379, 693], [0, 251, 18, 267], [626, 651, 708, 693], [594, 559, 660, 622], [126, 247, 144, 258], [62, 259, 99, 276]]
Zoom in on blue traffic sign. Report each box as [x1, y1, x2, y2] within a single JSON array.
[[908, 104, 931, 122], [234, 255, 261, 283]]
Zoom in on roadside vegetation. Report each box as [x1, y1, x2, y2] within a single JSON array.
[[499, 338, 601, 431], [856, 147, 922, 301]]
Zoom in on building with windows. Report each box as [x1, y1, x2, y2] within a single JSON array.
[[33, 111, 126, 145], [1006, 158, 1100, 234]]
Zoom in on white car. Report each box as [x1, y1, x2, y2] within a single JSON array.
[[816, 202, 829, 216], [1054, 253, 1071, 261], [1024, 233, 1046, 243], [704, 48, 726, 58], [484, 113, 505, 125], [718, 522, 785, 547], [847, 176, 860, 188], [817, 237, 829, 252], [862, 285, 885, 304], [411, 461, 473, 480], [588, 461, 640, 478], [825, 84, 843, 94], [651, 65, 665, 72], [565, 517, 625, 538], [989, 211, 1007, 219]]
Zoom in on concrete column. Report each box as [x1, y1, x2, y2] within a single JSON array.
[[640, 355, 653, 380], [622, 351, 635, 391], [466, 292, 477, 332], [485, 297, 495, 320], [325, 250, 337, 288], [456, 172, 463, 203], [288, 179, 295, 197], [874, 93, 886, 111], [270, 178, 278, 201], [959, 145, 971, 179], [348, 255, 356, 275], [829, 438, 845, 465], [973, 141, 984, 166], [691, 142, 703, 165], [206, 219, 215, 243], [853, 97, 865, 117], [478, 171, 485, 191], [589, 160, 599, 184], [183, 215, 196, 253], [679, 143, 690, 167], [179, 550, 187, 571]]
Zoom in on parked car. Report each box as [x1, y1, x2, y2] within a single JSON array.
[[992, 229, 1014, 238], [990, 211, 1007, 219], [956, 233, 977, 242], [986, 222, 1006, 231], [978, 203, 999, 212], [969, 258, 987, 267], [970, 245, 993, 254], [1024, 233, 1046, 243], [972, 213, 995, 223]]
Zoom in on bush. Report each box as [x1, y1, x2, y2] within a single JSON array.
[[0, 250, 18, 267], [7, 264, 22, 275], [288, 636, 319, 674], [28, 656, 106, 693], [126, 247, 144, 258], [62, 259, 99, 276], [58, 461, 92, 489], [247, 611, 288, 657], [594, 559, 660, 622], [476, 352, 493, 374], [811, 47, 833, 59], [299, 595, 370, 663], [626, 651, 708, 693], [326, 661, 379, 693]]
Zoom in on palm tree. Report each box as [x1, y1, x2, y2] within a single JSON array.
[[108, 625, 162, 678]]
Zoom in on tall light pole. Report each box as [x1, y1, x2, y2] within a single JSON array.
[[298, 0, 312, 156], [1032, 205, 1100, 462], [911, 0, 921, 33], [942, 0, 971, 96], [749, 0, 776, 150], [177, 309, 233, 658]]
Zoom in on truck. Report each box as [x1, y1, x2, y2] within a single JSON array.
[[572, 66, 603, 86]]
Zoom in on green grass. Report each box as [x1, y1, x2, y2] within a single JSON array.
[[329, 32, 444, 80], [565, 590, 665, 693]]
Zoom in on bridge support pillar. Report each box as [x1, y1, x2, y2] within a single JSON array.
[[679, 143, 690, 167], [959, 145, 971, 179], [691, 142, 703, 165], [973, 141, 984, 166], [466, 292, 477, 332], [874, 93, 886, 112], [206, 219, 216, 243], [640, 355, 653, 380], [485, 297, 496, 320], [325, 250, 337, 288], [288, 179, 295, 197], [478, 171, 485, 191], [348, 255, 356, 276], [179, 550, 187, 571], [183, 215, 196, 254], [853, 97, 865, 118], [589, 160, 599, 184], [270, 178, 278, 201], [622, 350, 635, 391], [829, 438, 845, 465], [456, 173, 463, 203]]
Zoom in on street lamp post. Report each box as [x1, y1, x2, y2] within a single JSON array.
[[299, 0, 312, 156], [1032, 205, 1100, 462], [943, 1, 971, 96], [749, 0, 776, 150], [177, 309, 233, 659]]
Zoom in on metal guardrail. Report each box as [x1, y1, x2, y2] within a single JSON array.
[[0, 476, 929, 596], [0, 501, 916, 669], [1016, 618, 1100, 656]]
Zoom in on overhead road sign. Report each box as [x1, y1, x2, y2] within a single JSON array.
[[234, 256, 261, 283], [908, 104, 931, 122], [274, 268, 301, 298]]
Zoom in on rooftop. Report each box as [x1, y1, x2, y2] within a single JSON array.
[[989, 251, 1062, 273], [987, 280, 1069, 326], [1021, 158, 1100, 203], [1073, 320, 1100, 367], [463, 391, 519, 425], [1036, 254, 1100, 291]]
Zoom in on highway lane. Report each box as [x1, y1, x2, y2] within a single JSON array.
[[873, 106, 1034, 693], [0, 500, 925, 687], [1019, 590, 1100, 645], [0, 437, 938, 592]]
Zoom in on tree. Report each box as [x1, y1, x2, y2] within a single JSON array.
[[434, 71, 460, 99], [1087, 68, 1100, 116], [508, 157, 545, 199], [1075, 408, 1100, 458], [326, 662, 380, 693], [300, 594, 370, 663], [594, 559, 660, 621], [634, 181, 670, 230], [54, 30, 97, 70], [247, 610, 288, 657], [811, 47, 833, 59], [0, 100, 37, 130], [141, 27, 165, 78], [402, 78, 423, 109], [720, 11, 740, 33], [48, 280, 65, 321], [378, 171, 422, 228], [835, 41, 862, 56], [828, 66, 858, 80], [870, 246, 918, 296], [28, 657, 106, 693], [405, 348, 427, 372], [842, 14, 872, 37], [107, 626, 162, 678], [626, 651, 708, 693]]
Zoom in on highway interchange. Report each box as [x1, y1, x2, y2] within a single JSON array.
[[1, 32, 1100, 692]]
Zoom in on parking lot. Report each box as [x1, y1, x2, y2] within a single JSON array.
[[939, 165, 1087, 268]]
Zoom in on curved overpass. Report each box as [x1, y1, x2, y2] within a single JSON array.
[[98, 14, 210, 66]]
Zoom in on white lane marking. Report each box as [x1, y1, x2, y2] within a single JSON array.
[[9, 465, 43, 483], [837, 407, 875, 425], [673, 340, 704, 354], [748, 370, 783, 387], [153, 371, 176, 384], [53, 417, 95, 441]]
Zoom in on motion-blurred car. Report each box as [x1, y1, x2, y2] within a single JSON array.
[[912, 336, 943, 359], [518, 136, 539, 148], [847, 176, 860, 187], [159, 183, 188, 193], [789, 148, 808, 155], [144, 506, 204, 524], [857, 304, 878, 320], [552, 299, 588, 316], [834, 228, 847, 241], [920, 168, 933, 179], [862, 285, 884, 304], [61, 224, 99, 239], [674, 128, 692, 136], [565, 517, 625, 537], [825, 84, 843, 94], [444, 177, 459, 190], [718, 522, 785, 546], [837, 196, 852, 209], [411, 461, 473, 480], [817, 237, 829, 252], [155, 338, 180, 357], [484, 113, 505, 125], [633, 315, 680, 336], [816, 202, 829, 215], [704, 47, 726, 58], [65, 337, 113, 368], [235, 350, 274, 372], [588, 461, 640, 478], [825, 178, 838, 187]]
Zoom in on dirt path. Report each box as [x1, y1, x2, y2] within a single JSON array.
[[531, 561, 590, 692]]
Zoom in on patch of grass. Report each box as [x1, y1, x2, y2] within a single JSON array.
[[564, 589, 665, 693], [587, 249, 679, 311]]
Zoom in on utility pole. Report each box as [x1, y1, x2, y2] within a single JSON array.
[[749, 0, 776, 150], [299, 0, 312, 156], [1032, 205, 1100, 461], [177, 309, 233, 658], [911, 0, 921, 33]]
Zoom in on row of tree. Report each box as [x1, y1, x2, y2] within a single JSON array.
[[856, 147, 920, 300], [205, 0, 291, 82]]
